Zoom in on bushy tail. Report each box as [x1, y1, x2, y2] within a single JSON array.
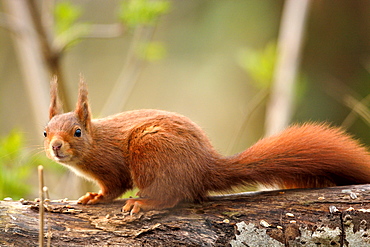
[[215, 123, 370, 191]]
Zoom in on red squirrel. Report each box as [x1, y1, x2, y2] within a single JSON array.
[[44, 77, 370, 214]]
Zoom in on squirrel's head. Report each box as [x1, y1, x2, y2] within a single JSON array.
[[44, 76, 93, 164]]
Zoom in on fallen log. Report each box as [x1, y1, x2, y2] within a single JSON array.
[[1, 184, 370, 246]]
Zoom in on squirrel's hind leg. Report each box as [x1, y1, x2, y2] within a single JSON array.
[[122, 198, 179, 214]]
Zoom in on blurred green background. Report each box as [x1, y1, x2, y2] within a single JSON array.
[[0, 0, 369, 201]]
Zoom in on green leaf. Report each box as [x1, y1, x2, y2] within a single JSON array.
[[238, 41, 277, 89], [0, 130, 23, 162], [0, 130, 31, 199], [137, 41, 166, 61], [54, 1, 83, 35], [53, 1, 90, 51], [119, 0, 170, 27]]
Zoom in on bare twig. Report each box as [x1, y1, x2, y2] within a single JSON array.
[[323, 78, 370, 128], [27, 0, 54, 64], [100, 25, 156, 116], [264, 0, 311, 136], [27, 0, 71, 112], [227, 89, 269, 154], [41, 0, 54, 34], [83, 23, 125, 38], [342, 94, 370, 128]]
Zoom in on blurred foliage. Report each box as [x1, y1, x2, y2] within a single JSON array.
[[238, 41, 308, 105], [238, 41, 277, 89], [0, 130, 61, 200], [54, 1, 83, 34], [119, 0, 170, 27], [54, 1, 90, 51], [137, 41, 167, 61], [53, 0, 171, 59], [0, 131, 34, 199]]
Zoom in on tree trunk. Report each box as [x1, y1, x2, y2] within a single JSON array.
[[1, 185, 370, 246]]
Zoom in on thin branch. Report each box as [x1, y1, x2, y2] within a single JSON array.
[[27, 0, 71, 112], [83, 23, 126, 39], [342, 94, 370, 128], [27, 0, 54, 62], [41, 0, 54, 36], [264, 0, 311, 137], [323, 77, 370, 128], [226, 89, 269, 154], [100, 25, 156, 116]]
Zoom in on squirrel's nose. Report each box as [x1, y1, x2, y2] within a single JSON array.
[[51, 140, 63, 151]]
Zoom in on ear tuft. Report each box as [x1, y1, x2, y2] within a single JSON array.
[[49, 76, 63, 119], [75, 75, 92, 131]]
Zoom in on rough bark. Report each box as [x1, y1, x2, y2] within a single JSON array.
[[1, 185, 370, 246]]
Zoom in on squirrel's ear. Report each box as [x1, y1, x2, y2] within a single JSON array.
[[75, 75, 92, 131], [49, 76, 63, 119]]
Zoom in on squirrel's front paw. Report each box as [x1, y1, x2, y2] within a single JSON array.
[[78, 192, 104, 204]]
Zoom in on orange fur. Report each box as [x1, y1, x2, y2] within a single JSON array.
[[44, 78, 370, 213]]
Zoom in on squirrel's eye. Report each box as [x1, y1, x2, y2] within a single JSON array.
[[43, 131, 47, 137], [74, 129, 82, 137]]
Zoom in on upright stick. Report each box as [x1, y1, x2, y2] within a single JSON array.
[[38, 165, 44, 247]]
